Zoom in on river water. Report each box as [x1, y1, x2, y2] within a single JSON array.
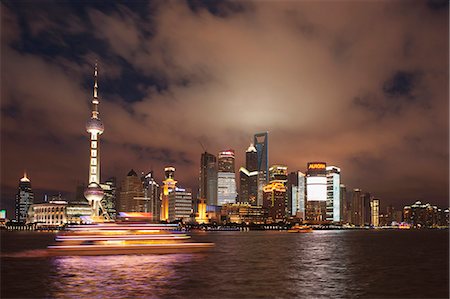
[[1, 230, 448, 298]]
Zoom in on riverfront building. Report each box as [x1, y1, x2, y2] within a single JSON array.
[[199, 152, 218, 206], [305, 162, 327, 222], [262, 181, 287, 223], [254, 132, 269, 206], [15, 173, 34, 223], [168, 187, 193, 222], [326, 166, 341, 223], [217, 150, 237, 205]]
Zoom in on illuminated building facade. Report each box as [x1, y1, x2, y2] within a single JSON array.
[[371, 198, 380, 227], [306, 162, 327, 222], [269, 165, 288, 183], [84, 64, 108, 219], [142, 171, 160, 221], [15, 173, 34, 223], [220, 203, 264, 224], [161, 167, 177, 221], [326, 166, 341, 223], [288, 171, 306, 219], [263, 181, 287, 223], [27, 200, 92, 227], [217, 150, 237, 205], [403, 201, 449, 228], [168, 187, 193, 222], [118, 169, 145, 213], [239, 144, 258, 205], [100, 177, 117, 219], [199, 152, 218, 206], [254, 132, 269, 206], [341, 184, 351, 224]]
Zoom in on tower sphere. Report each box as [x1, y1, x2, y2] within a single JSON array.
[[86, 118, 104, 134], [84, 182, 104, 202]]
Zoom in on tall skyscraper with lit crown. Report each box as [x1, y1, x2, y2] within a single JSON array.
[[15, 172, 34, 223]]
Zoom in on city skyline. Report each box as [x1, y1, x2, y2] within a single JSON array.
[[1, 1, 448, 214]]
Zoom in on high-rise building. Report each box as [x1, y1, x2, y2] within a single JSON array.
[[269, 165, 288, 183], [306, 162, 327, 222], [141, 171, 160, 221], [239, 144, 258, 205], [118, 169, 145, 213], [288, 171, 306, 219], [168, 187, 192, 222], [371, 198, 380, 227], [254, 132, 268, 206], [263, 181, 287, 223], [217, 150, 237, 205], [100, 177, 117, 219], [84, 64, 108, 219], [340, 184, 350, 223], [199, 152, 218, 206], [326, 166, 341, 223], [362, 192, 372, 226], [15, 173, 34, 223], [351, 189, 363, 226], [161, 167, 177, 221]]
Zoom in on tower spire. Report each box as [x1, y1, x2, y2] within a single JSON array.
[[92, 62, 99, 119]]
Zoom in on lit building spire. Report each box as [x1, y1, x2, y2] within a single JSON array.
[[85, 63, 107, 220]]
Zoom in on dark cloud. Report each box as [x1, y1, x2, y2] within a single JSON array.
[[383, 71, 420, 99]]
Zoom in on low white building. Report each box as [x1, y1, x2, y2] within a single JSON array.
[[27, 200, 92, 227]]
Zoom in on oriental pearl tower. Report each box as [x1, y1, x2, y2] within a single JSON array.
[[84, 64, 109, 220]]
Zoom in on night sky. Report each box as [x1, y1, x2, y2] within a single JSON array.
[[1, 0, 448, 216]]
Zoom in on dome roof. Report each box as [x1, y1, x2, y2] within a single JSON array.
[[86, 118, 104, 134]]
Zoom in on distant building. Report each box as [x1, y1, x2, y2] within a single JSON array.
[[351, 189, 363, 226], [239, 144, 258, 205], [220, 203, 264, 224], [371, 198, 380, 227], [100, 177, 117, 219], [118, 169, 145, 213], [269, 165, 288, 183], [340, 184, 350, 224], [168, 187, 192, 222], [199, 152, 218, 206], [217, 150, 237, 205], [161, 167, 177, 221], [254, 132, 269, 206], [326, 166, 341, 223], [15, 173, 34, 223], [403, 201, 448, 228], [27, 199, 92, 227], [306, 162, 327, 222], [263, 181, 287, 223], [362, 192, 372, 226], [141, 171, 160, 221], [288, 171, 306, 219]]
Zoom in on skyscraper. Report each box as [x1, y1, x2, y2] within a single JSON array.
[[15, 173, 34, 223], [118, 169, 144, 212], [254, 132, 268, 206], [100, 177, 117, 219], [142, 171, 160, 221], [217, 150, 237, 205], [84, 64, 107, 219], [371, 198, 380, 227], [263, 181, 287, 223], [326, 166, 341, 223], [288, 171, 306, 219], [362, 192, 372, 226], [199, 152, 217, 206], [161, 167, 177, 221], [351, 189, 363, 226], [239, 144, 258, 205], [306, 162, 327, 222], [269, 165, 288, 183]]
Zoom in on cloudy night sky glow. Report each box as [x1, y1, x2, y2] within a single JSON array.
[[1, 0, 448, 215]]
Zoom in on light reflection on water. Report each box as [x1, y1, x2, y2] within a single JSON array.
[[50, 254, 199, 298], [2, 230, 448, 298]]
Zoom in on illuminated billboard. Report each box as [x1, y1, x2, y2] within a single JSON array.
[[0, 209, 5, 219], [306, 176, 327, 201], [307, 162, 327, 176]]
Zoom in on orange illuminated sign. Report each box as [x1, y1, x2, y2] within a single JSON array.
[[308, 163, 326, 169]]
